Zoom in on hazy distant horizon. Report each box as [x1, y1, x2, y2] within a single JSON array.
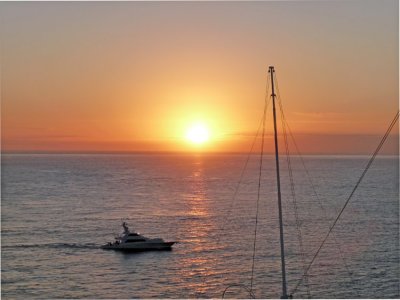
[[2, 132, 397, 155]]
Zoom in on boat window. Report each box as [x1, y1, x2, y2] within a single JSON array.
[[125, 239, 146, 243], [128, 233, 139, 236]]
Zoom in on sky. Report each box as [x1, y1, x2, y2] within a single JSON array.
[[1, 1, 398, 154]]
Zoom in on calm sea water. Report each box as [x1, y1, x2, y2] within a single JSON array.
[[1, 154, 399, 299]]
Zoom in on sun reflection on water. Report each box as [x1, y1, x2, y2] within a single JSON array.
[[175, 156, 222, 297], [186, 161, 209, 218]]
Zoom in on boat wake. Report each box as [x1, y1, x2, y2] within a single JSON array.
[[2, 243, 100, 250]]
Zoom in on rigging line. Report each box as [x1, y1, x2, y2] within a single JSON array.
[[214, 79, 271, 298], [291, 110, 400, 295], [274, 74, 354, 281], [218, 116, 263, 240], [280, 107, 311, 298], [284, 118, 355, 278], [250, 73, 271, 293], [215, 78, 271, 248], [222, 284, 255, 299], [218, 76, 270, 242], [277, 95, 311, 299], [201, 114, 263, 294]]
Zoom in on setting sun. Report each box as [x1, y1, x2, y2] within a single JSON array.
[[185, 123, 210, 144]]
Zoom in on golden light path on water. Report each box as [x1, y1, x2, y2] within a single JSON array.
[[176, 157, 216, 296]]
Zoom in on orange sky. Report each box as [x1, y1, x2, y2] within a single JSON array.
[[1, 1, 398, 154]]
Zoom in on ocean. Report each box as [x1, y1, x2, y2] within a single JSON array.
[[1, 154, 399, 299]]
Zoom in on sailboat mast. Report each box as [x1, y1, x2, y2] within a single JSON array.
[[269, 66, 288, 299]]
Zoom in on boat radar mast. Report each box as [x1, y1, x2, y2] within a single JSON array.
[[269, 66, 288, 299]]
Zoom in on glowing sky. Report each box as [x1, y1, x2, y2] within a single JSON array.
[[1, 1, 398, 154]]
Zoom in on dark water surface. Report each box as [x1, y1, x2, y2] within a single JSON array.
[[1, 154, 399, 298]]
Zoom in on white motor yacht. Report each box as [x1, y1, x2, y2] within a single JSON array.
[[101, 222, 176, 251]]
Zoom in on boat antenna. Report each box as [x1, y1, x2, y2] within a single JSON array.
[[269, 66, 288, 299]]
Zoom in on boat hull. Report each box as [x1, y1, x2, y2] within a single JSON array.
[[101, 241, 176, 252]]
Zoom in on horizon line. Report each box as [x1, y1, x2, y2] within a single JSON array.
[[1, 150, 398, 157]]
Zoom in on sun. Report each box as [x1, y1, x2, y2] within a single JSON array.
[[185, 123, 210, 144]]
